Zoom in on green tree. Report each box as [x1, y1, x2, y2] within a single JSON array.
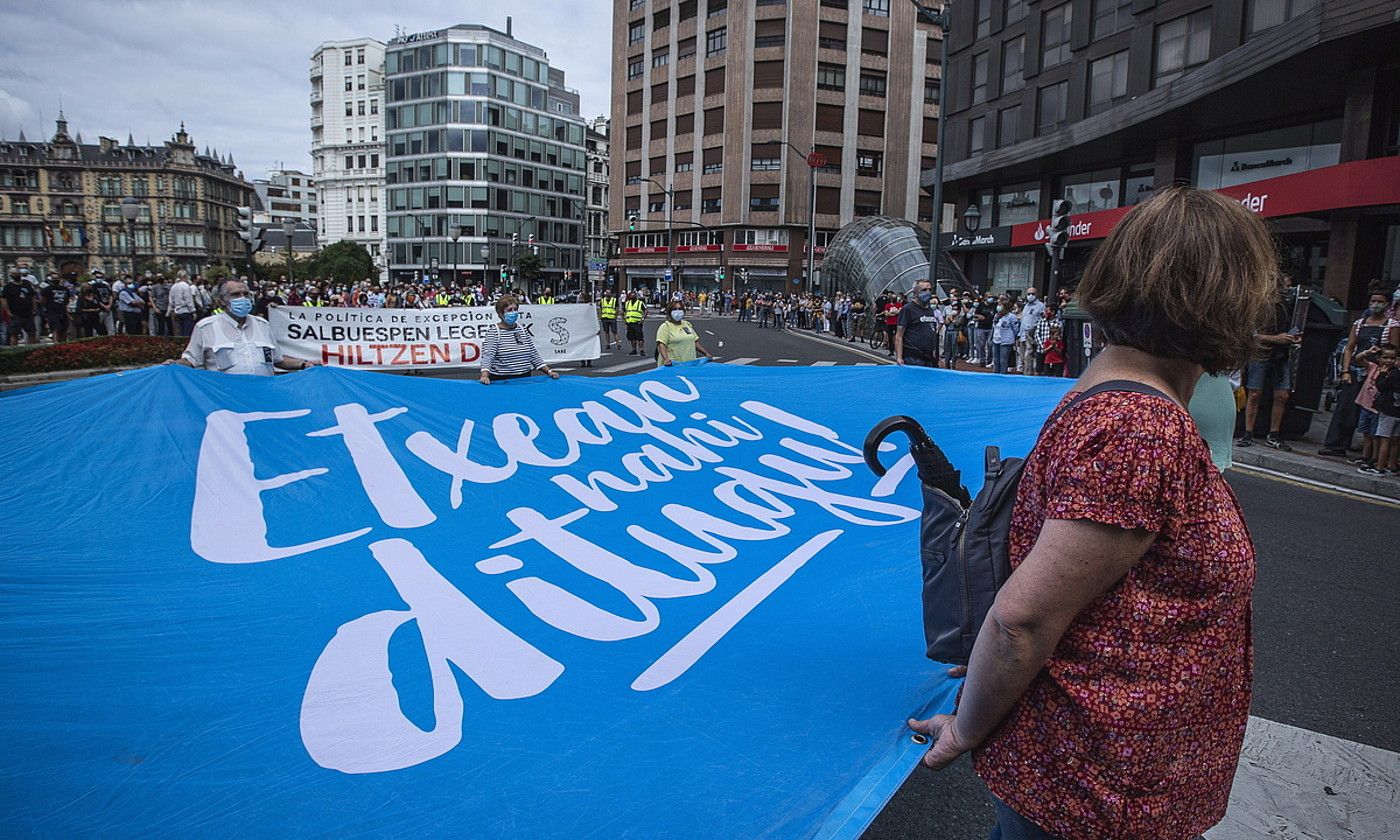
[[514, 251, 544, 284], [310, 240, 376, 284]]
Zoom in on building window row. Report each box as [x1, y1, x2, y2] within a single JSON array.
[[388, 100, 585, 148], [388, 71, 547, 112], [388, 156, 584, 197], [387, 43, 551, 86]]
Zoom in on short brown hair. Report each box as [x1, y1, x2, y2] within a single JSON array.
[[1077, 185, 1279, 374], [494, 294, 519, 316]]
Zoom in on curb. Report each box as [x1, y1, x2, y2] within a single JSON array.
[[782, 327, 896, 365], [1231, 447, 1400, 501]]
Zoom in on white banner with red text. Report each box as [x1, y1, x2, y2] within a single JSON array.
[[268, 304, 601, 370]]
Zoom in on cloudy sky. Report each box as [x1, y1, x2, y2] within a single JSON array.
[[0, 1, 612, 179]]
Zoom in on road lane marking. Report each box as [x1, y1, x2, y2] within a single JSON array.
[[811, 361, 837, 366], [726, 357, 759, 365], [1229, 463, 1400, 509], [596, 358, 655, 374], [704, 329, 715, 335], [777, 359, 799, 363], [856, 362, 877, 366], [1205, 716, 1399, 839]]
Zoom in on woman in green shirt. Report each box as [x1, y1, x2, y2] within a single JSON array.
[[656, 306, 712, 366]]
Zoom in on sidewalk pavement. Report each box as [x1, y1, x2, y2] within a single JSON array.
[[788, 326, 1400, 503]]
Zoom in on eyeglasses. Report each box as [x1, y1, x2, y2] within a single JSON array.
[[226, 290, 251, 298]]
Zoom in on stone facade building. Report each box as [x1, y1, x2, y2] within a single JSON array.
[[0, 116, 255, 279]]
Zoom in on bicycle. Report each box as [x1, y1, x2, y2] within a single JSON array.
[[867, 317, 887, 352]]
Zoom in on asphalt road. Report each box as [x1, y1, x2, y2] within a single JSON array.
[[426, 312, 1398, 838]]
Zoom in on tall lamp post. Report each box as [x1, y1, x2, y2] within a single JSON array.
[[282, 219, 297, 284], [480, 244, 490, 294], [642, 177, 675, 294], [120, 196, 141, 275], [449, 225, 462, 288], [910, 0, 953, 291], [755, 139, 820, 295]]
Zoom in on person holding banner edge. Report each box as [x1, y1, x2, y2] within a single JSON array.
[[479, 294, 559, 385], [907, 186, 1272, 840], [168, 279, 319, 376]]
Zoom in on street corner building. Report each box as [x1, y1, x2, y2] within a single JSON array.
[[609, 0, 944, 294], [0, 117, 256, 280], [931, 0, 1400, 310], [380, 22, 590, 289]]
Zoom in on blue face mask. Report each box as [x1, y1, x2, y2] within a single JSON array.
[[503, 311, 519, 325], [228, 297, 253, 318]]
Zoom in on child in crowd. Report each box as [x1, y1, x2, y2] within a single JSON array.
[[1041, 324, 1066, 377], [1353, 344, 1399, 475], [1364, 345, 1400, 475]]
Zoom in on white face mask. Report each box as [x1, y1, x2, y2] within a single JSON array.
[[670, 310, 684, 321]]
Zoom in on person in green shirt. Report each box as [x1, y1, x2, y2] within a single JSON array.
[[1188, 371, 1238, 472], [655, 305, 712, 366]]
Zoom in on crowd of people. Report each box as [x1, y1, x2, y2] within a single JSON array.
[[725, 283, 1074, 376]]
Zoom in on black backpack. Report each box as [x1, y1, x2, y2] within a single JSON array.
[[863, 380, 1168, 665]]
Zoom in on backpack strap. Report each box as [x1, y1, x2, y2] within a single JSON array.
[[1041, 379, 1174, 433]]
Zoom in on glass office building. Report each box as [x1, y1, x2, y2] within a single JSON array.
[[384, 25, 587, 288]]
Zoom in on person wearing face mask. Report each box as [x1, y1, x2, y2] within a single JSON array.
[[169, 279, 318, 375], [1318, 288, 1400, 457], [479, 294, 559, 384], [655, 305, 712, 367], [1017, 287, 1046, 374], [895, 280, 942, 368], [991, 294, 1020, 374]]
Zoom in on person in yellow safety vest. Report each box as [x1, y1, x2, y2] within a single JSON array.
[[537, 288, 556, 305], [624, 290, 647, 356], [435, 292, 449, 307], [599, 290, 620, 350]]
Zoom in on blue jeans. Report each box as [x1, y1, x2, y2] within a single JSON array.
[[993, 343, 1014, 374], [974, 328, 992, 362], [989, 797, 1064, 840]]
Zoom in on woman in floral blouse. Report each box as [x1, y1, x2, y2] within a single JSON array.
[[909, 186, 1280, 840]]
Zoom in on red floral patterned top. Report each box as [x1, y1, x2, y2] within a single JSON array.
[[974, 391, 1255, 840]]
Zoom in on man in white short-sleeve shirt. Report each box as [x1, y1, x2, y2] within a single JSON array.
[[170, 279, 318, 375]]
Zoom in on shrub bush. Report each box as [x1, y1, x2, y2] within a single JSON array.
[[0, 336, 187, 375]]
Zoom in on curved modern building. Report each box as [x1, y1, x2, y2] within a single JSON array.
[[383, 23, 588, 288], [823, 216, 966, 301]]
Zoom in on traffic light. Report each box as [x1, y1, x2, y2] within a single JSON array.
[[738, 267, 749, 284], [236, 206, 263, 252], [527, 232, 535, 246], [717, 267, 725, 283], [1046, 199, 1072, 256], [499, 263, 509, 280], [627, 211, 638, 232], [511, 232, 519, 247]]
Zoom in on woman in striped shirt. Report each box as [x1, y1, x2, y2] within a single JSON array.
[[479, 294, 560, 385]]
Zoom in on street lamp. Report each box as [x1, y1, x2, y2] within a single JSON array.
[[642, 177, 675, 294], [755, 139, 819, 296], [963, 203, 982, 232], [480, 244, 490, 294], [449, 224, 462, 288], [910, 0, 953, 291], [404, 211, 431, 281], [282, 219, 297, 284], [120, 196, 141, 274]]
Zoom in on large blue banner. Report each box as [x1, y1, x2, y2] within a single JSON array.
[[0, 364, 1072, 838]]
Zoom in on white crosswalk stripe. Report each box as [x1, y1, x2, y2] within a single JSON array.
[[856, 362, 878, 366], [1205, 716, 1399, 839], [726, 357, 759, 365], [596, 358, 654, 374], [777, 359, 799, 363], [810, 361, 837, 366]]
